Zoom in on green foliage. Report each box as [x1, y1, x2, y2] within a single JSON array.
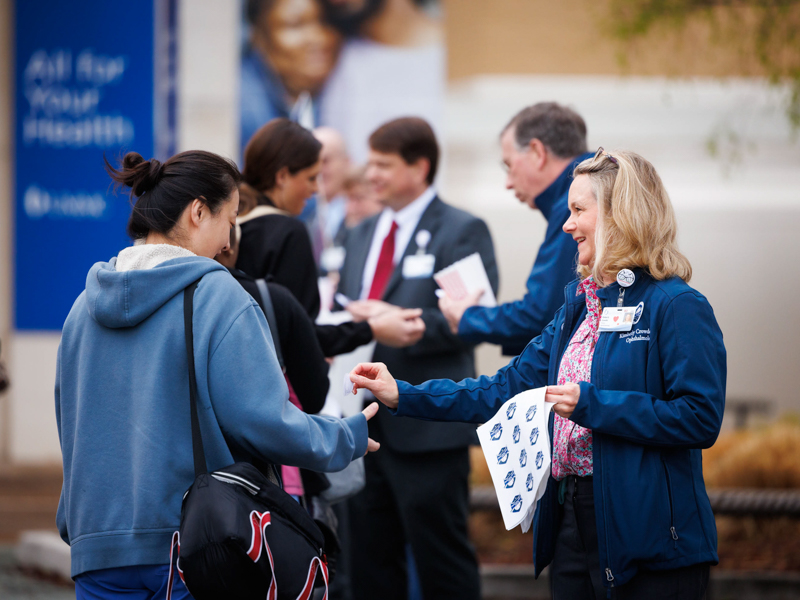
[[606, 0, 800, 130]]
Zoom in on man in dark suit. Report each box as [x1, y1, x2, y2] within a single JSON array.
[[337, 117, 498, 600]]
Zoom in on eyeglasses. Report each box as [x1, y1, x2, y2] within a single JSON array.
[[595, 146, 618, 165]]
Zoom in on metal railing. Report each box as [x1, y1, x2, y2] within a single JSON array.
[[470, 486, 800, 516]]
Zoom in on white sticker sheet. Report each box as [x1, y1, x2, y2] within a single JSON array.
[[476, 387, 556, 532], [433, 252, 497, 307]]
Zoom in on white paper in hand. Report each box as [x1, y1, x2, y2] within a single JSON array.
[[476, 387, 555, 532], [434, 252, 497, 307]]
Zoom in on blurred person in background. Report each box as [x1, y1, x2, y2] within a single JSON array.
[[350, 149, 726, 600], [241, 0, 341, 150], [319, 0, 444, 162], [338, 164, 382, 244], [439, 102, 594, 356], [57, 150, 375, 599], [335, 117, 496, 600], [312, 126, 351, 271], [238, 118, 426, 357], [315, 127, 350, 243]]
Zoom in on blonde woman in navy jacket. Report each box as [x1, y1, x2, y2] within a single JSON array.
[[349, 149, 726, 600]]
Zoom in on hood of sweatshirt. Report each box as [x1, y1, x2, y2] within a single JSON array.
[[86, 256, 228, 329]]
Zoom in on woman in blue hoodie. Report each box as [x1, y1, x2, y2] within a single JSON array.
[[349, 149, 725, 600], [55, 150, 378, 599]]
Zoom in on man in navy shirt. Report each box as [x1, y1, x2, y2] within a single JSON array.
[[440, 102, 594, 355]]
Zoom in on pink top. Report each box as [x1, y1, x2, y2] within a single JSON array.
[[552, 277, 600, 480], [281, 379, 305, 496]]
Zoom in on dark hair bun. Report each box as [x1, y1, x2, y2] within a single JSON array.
[[122, 152, 146, 170], [106, 152, 164, 197], [135, 158, 164, 196], [104, 149, 241, 240]]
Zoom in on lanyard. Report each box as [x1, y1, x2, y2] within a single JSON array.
[[615, 268, 635, 306]]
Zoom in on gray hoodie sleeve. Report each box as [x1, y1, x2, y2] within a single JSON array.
[[203, 300, 368, 471]]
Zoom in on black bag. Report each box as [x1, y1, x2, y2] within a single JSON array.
[[167, 280, 330, 600]]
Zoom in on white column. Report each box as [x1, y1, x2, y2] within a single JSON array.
[[0, 0, 12, 463], [178, 0, 240, 159]]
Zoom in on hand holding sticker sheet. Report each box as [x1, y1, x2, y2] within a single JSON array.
[[476, 387, 555, 532], [434, 253, 497, 307]]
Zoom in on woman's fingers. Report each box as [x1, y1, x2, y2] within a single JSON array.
[[349, 363, 399, 409], [397, 308, 423, 319], [362, 402, 379, 421], [546, 383, 580, 419], [552, 404, 570, 419], [366, 437, 381, 454], [546, 385, 568, 395], [351, 362, 382, 380], [350, 362, 389, 392]]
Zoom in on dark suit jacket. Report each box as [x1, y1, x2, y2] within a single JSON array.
[[337, 196, 499, 453]]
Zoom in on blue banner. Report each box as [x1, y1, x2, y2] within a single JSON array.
[[14, 0, 176, 330]]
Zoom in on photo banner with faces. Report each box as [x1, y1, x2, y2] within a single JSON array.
[[476, 387, 555, 532]]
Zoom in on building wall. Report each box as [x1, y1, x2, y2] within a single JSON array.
[[178, 0, 239, 158], [444, 0, 766, 80]]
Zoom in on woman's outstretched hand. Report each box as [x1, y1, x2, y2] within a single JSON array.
[[350, 362, 399, 410], [361, 402, 381, 454], [546, 383, 581, 418]]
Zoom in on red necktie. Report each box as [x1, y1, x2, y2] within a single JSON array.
[[368, 221, 399, 300]]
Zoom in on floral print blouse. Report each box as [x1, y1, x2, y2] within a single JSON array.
[[552, 277, 600, 480]]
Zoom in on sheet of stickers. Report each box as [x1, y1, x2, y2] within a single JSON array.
[[476, 387, 555, 532]]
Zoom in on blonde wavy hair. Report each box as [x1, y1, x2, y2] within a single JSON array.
[[574, 149, 692, 285]]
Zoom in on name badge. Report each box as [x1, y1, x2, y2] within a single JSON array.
[[320, 246, 346, 272], [402, 254, 435, 279], [598, 307, 636, 332]]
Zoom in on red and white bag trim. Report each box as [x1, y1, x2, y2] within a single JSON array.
[[167, 510, 328, 600]]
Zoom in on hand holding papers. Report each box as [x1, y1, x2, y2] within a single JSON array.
[[476, 387, 555, 533], [434, 253, 497, 308]]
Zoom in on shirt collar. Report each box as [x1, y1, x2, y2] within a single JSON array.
[[576, 276, 598, 298], [387, 186, 437, 229], [534, 152, 595, 220]]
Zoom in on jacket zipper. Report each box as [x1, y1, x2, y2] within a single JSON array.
[[554, 285, 618, 585], [661, 457, 679, 548], [591, 318, 615, 588], [211, 472, 260, 495]]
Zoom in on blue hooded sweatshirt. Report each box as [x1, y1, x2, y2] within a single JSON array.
[[55, 255, 368, 578]]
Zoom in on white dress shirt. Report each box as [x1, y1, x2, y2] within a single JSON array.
[[359, 186, 437, 300]]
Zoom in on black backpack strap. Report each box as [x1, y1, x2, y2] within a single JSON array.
[[255, 278, 285, 372], [184, 280, 207, 476]]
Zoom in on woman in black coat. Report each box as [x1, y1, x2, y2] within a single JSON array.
[[237, 118, 425, 357], [218, 227, 331, 498]]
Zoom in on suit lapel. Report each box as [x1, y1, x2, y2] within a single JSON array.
[[382, 197, 444, 301], [349, 215, 380, 299]]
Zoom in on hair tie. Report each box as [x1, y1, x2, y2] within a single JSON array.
[[135, 159, 165, 196]]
